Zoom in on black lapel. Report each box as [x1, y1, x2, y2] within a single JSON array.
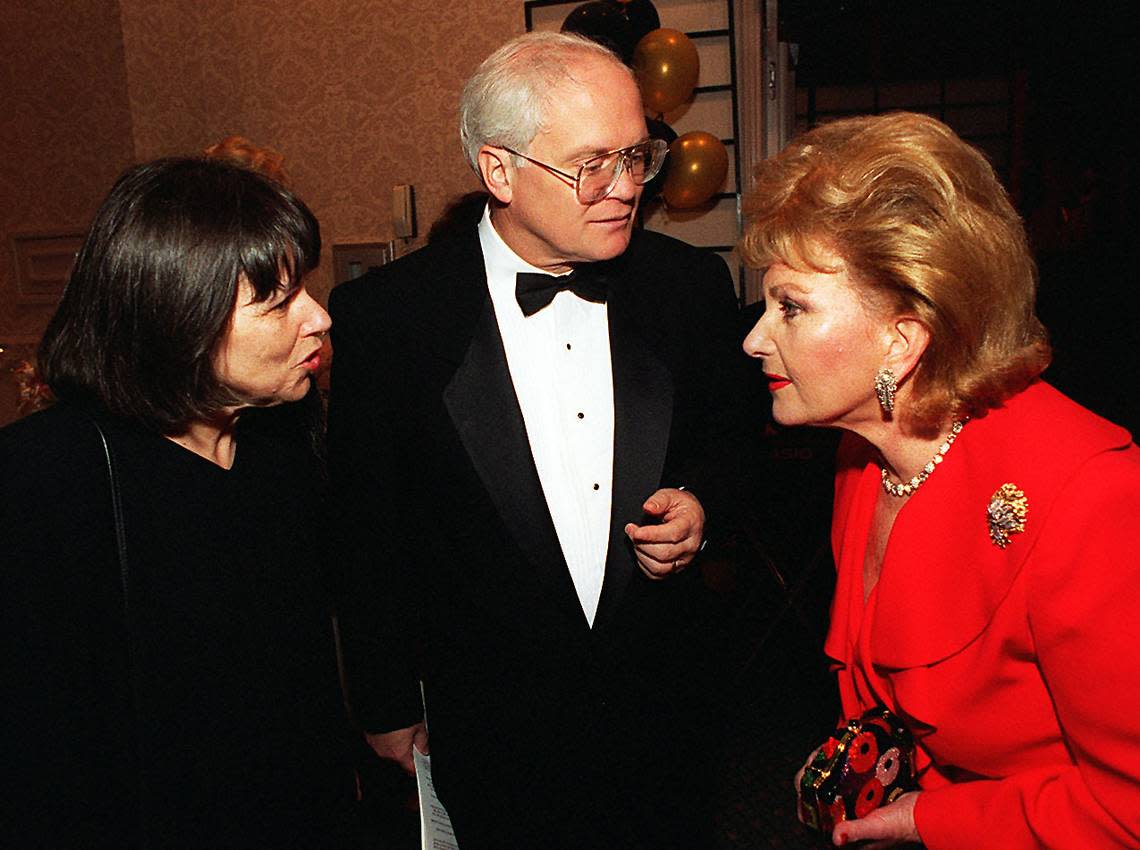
[[592, 266, 673, 631], [442, 238, 589, 630]]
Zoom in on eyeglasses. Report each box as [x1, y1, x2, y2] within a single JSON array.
[[502, 138, 669, 204]]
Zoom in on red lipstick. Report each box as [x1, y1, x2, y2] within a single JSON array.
[[765, 372, 791, 391]]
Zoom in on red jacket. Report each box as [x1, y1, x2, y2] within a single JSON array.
[[826, 381, 1140, 849]]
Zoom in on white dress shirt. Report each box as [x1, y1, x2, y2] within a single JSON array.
[[478, 207, 614, 625]]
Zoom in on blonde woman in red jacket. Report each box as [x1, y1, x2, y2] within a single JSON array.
[[741, 111, 1140, 849]]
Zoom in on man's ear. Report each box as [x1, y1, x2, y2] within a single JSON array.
[[883, 316, 931, 383], [477, 146, 513, 205]]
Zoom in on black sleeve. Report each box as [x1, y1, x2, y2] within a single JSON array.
[[325, 282, 425, 733]]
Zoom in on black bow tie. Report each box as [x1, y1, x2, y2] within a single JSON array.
[[515, 267, 608, 317]]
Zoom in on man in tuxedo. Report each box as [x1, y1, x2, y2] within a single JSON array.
[[327, 31, 749, 850]]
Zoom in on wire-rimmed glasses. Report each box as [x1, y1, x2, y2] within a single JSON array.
[[503, 138, 669, 204]]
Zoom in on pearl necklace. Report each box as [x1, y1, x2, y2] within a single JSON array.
[[880, 419, 965, 498]]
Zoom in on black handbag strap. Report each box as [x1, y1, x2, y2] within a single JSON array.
[[90, 416, 130, 600], [88, 414, 149, 848]]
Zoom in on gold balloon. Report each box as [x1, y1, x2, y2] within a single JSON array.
[[663, 131, 728, 209], [633, 28, 700, 115]]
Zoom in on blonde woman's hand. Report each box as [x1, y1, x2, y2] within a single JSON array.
[[831, 791, 921, 848]]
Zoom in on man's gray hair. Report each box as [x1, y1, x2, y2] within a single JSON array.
[[458, 31, 634, 175]]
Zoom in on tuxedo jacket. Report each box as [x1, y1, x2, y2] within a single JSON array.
[[326, 225, 749, 836], [826, 382, 1140, 849]]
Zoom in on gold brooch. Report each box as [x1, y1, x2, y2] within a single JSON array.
[[987, 484, 1028, 548]]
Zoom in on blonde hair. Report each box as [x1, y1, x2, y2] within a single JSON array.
[[741, 112, 1050, 434]]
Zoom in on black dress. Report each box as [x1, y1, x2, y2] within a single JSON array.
[[1, 401, 356, 849]]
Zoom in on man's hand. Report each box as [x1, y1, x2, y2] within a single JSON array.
[[831, 791, 921, 848], [364, 721, 428, 776], [623, 487, 705, 579]]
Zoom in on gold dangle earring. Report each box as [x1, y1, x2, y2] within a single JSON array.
[[874, 368, 898, 415]]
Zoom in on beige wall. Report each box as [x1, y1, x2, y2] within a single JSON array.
[[118, 0, 522, 301], [0, 0, 523, 424], [0, 0, 136, 345]]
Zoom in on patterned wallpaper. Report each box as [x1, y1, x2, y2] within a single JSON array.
[[1, 0, 523, 424], [0, 0, 136, 346], [119, 0, 522, 304]]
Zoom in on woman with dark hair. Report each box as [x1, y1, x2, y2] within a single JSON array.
[[741, 112, 1140, 848], [1, 157, 355, 848]]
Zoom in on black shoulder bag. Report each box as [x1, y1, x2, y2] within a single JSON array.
[[89, 415, 150, 848]]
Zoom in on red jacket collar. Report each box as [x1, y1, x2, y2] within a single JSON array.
[[827, 381, 1132, 669]]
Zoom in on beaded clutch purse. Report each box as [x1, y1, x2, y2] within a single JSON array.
[[798, 706, 917, 833]]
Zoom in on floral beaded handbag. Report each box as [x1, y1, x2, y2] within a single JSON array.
[[798, 706, 917, 833]]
